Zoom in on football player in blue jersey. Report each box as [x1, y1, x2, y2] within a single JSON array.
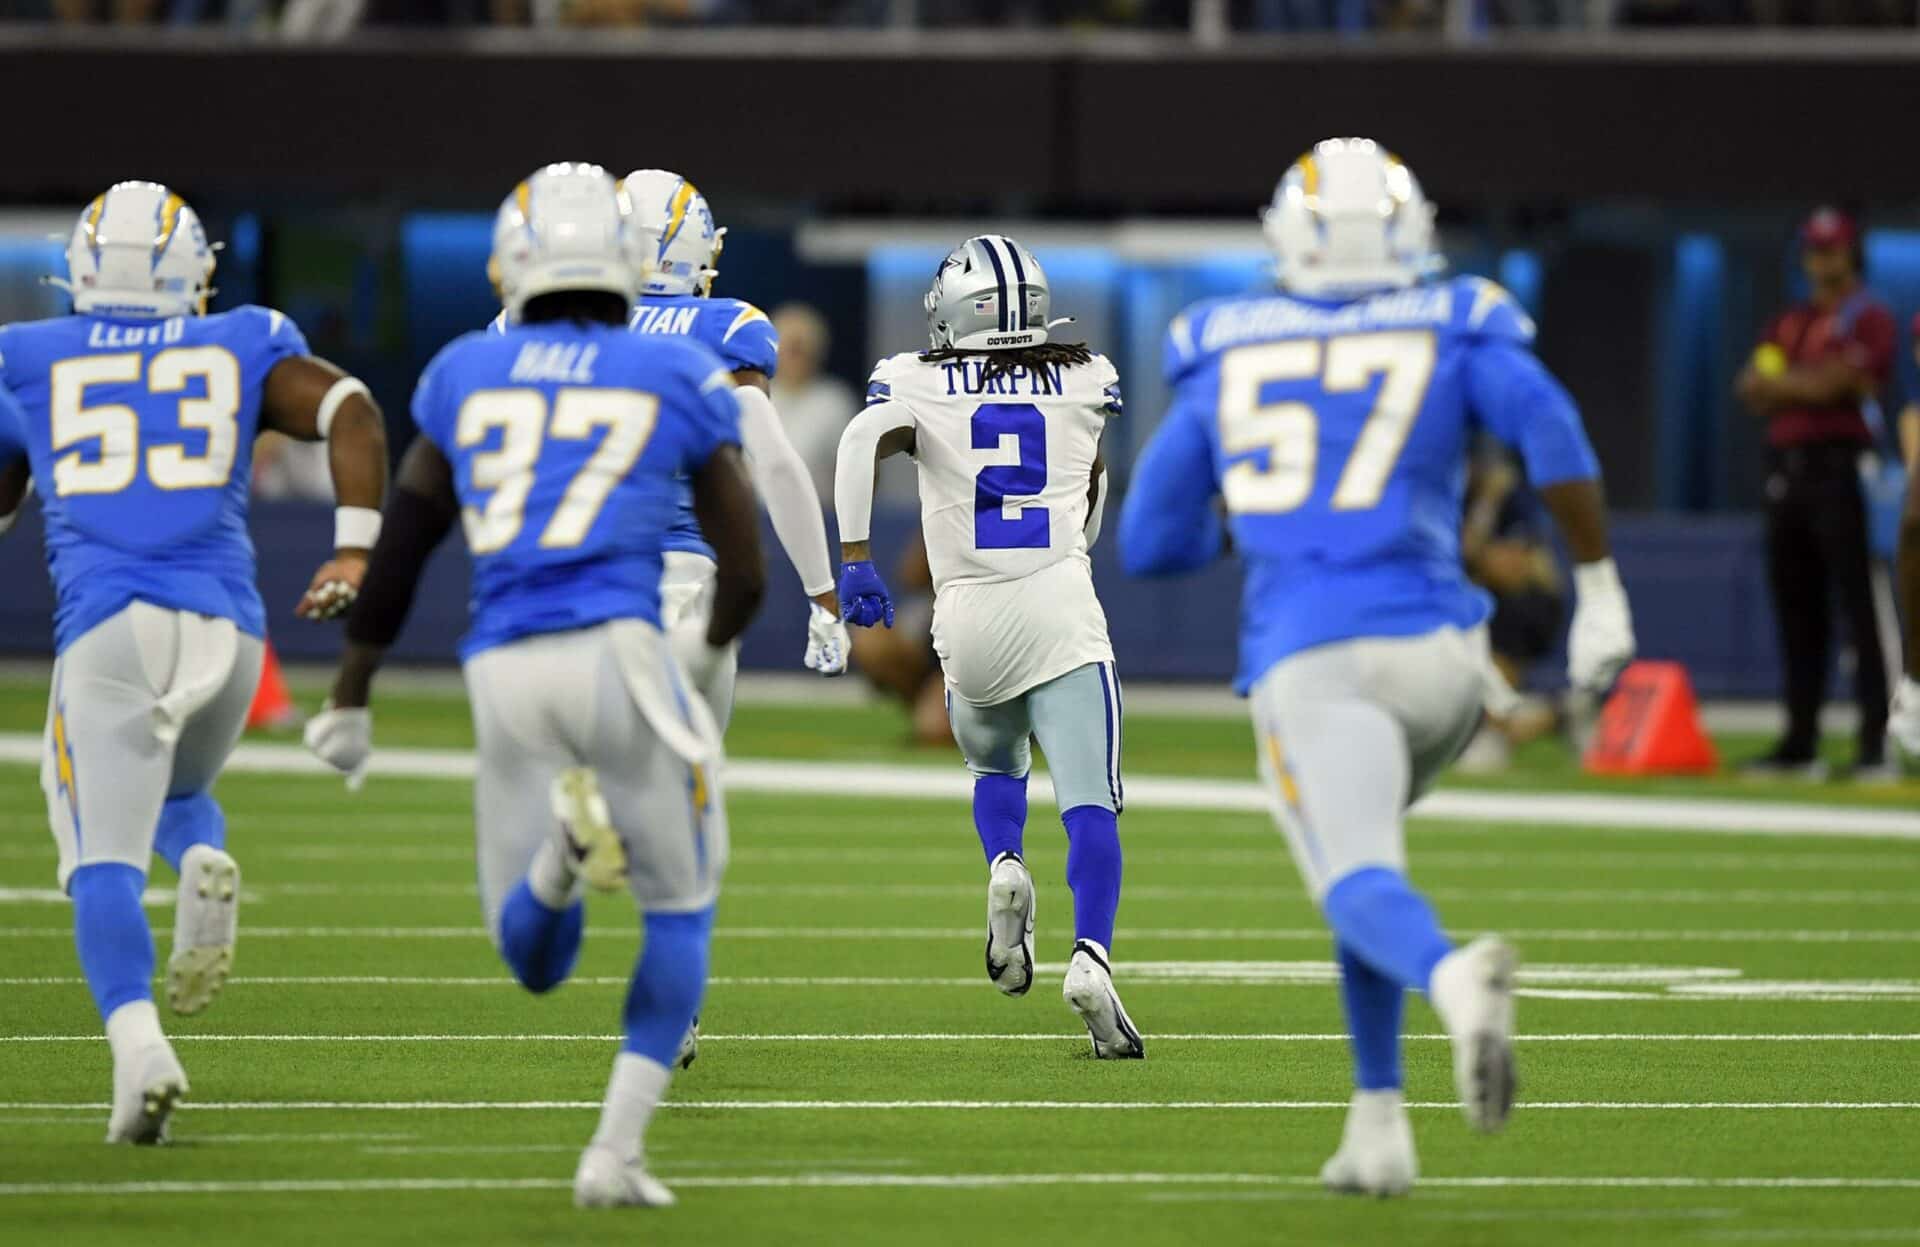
[[303, 164, 763, 1209], [491, 168, 845, 730], [0, 181, 389, 1144], [1120, 138, 1637, 1196]]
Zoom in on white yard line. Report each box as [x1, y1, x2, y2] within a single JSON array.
[[6, 1032, 1918, 1044], [6, 1100, 1920, 1113], [1, 733, 1916, 839]]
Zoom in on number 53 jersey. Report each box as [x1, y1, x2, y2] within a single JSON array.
[[0, 306, 310, 654], [864, 349, 1123, 706]]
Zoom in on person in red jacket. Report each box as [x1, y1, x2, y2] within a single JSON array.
[[1735, 207, 1900, 781]]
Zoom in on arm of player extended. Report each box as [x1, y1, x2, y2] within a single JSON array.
[[261, 356, 391, 618], [1469, 340, 1634, 690], [1084, 453, 1110, 550], [327, 437, 460, 710], [833, 400, 916, 565], [732, 369, 837, 613], [690, 443, 768, 648], [1117, 404, 1224, 577]]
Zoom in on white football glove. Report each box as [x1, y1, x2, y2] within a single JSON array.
[[1890, 677, 1920, 758], [804, 603, 850, 677], [1567, 557, 1636, 695], [303, 703, 372, 791]]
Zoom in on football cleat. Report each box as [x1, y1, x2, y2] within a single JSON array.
[[1320, 1089, 1418, 1197], [674, 1017, 699, 1071], [550, 768, 626, 893], [1430, 935, 1519, 1133], [985, 852, 1036, 996], [167, 845, 239, 1016], [106, 1042, 188, 1145], [1062, 939, 1143, 1059], [573, 1143, 676, 1209]]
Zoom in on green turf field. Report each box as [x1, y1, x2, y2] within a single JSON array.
[[1, 676, 1917, 1245]]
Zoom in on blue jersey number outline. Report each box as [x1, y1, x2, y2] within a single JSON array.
[[971, 402, 1049, 550]]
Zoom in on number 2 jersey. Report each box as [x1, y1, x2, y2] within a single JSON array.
[[413, 320, 742, 660], [865, 349, 1122, 706], [1121, 276, 1601, 694], [0, 306, 309, 653]]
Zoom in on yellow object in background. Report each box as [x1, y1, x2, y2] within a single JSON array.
[[1753, 343, 1789, 377]]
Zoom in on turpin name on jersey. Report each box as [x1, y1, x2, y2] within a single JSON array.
[[939, 358, 1067, 397]]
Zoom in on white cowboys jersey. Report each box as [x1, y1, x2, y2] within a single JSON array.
[[864, 349, 1121, 706]]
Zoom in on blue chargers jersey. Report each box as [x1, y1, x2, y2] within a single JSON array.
[[1119, 276, 1600, 693], [0, 306, 309, 652], [493, 295, 775, 562], [417, 320, 742, 660]]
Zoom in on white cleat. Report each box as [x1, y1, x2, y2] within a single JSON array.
[[674, 1017, 699, 1071], [1062, 939, 1143, 1059], [106, 1042, 188, 1145], [573, 1143, 676, 1209], [1320, 1089, 1418, 1197], [985, 852, 1036, 996], [167, 845, 239, 1016], [1430, 935, 1519, 1133], [550, 768, 626, 894]]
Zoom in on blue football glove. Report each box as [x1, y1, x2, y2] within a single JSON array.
[[838, 560, 895, 629]]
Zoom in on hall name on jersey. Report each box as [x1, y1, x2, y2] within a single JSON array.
[[509, 342, 598, 385], [1198, 287, 1453, 353], [87, 319, 188, 349], [938, 359, 1067, 397]]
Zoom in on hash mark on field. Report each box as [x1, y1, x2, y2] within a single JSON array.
[[4, 1173, 1920, 1197]]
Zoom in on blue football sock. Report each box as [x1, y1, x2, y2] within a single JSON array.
[[1061, 804, 1122, 951], [1321, 866, 1453, 994], [623, 906, 715, 1066], [1337, 940, 1404, 1090], [153, 792, 226, 875], [973, 773, 1028, 865], [69, 863, 155, 1020], [497, 880, 584, 994]]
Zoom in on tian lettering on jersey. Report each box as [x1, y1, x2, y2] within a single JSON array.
[[1131, 275, 1599, 692], [0, 306, 309, 652], [415, 321, 742, 659]]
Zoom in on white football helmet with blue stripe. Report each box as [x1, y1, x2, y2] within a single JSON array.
[[59, 181, 215, 320], [490, 162, 644, 321], [1264, 138, 1440, 298], [622, 168, 724, 298], [925, 234, 1053, 352]]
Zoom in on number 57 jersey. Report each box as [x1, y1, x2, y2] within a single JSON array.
[[0, 306, 310, 654], [865, 349, 1123, 706]]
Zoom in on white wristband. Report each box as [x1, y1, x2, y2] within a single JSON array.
[[335, 505, 382, 552], [315, 377, 371, 440], [1572, 556, 1625, 602]]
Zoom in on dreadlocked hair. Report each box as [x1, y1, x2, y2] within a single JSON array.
[[919, 341, 1094, 385]]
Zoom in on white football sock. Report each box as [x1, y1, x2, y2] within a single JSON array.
[[590, 1053, 673, 1163], [526, 840, 582, 911], [105, 999, 164, 1062]]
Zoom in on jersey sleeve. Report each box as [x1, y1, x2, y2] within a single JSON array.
[[408, 344, 459, 452], [1464, 338, 1600, 488], [670, 343, 745, 473], [1090, 353, 1123, 420], [1118, 400, 1225, 577], [716, 302, 779, 378], [1843, 302, 1897, 385], [239, 305, 313, 369], [864, 354, 912, 408], [1455, 278, 1537, 345], [1162, 307, 1208, 387]]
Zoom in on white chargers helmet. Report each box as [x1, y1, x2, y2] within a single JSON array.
[[59, 181, 215, 319], [490, 162, 643, 322], [622, 168, 723, 298], [924, 234, 1053, 351], [1263, 137, 1440, 298]]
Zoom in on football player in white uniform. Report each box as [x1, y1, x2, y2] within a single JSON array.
[[834, 236, 1140, 1058]]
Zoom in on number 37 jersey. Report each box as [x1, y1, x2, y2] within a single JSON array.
[[0, 306, 309, 653], [864, 349, 1122, 705], [412, 322, 741, 660]]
